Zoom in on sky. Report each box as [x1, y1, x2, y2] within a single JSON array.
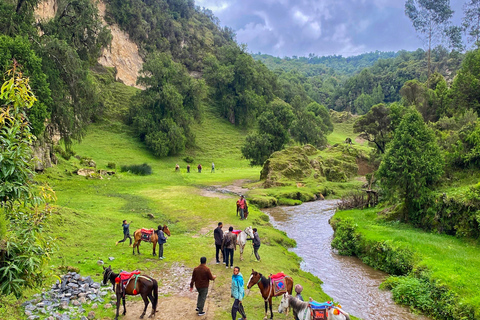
[[195, 0, 465, 58]]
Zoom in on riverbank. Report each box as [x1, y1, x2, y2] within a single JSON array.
[[331, 207, 480, 319], [13, 120, 357, 320]]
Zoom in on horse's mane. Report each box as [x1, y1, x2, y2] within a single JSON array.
[[287, 295, 309, 311], [260, 274, 270, 288]]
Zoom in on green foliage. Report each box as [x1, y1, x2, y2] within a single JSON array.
[[450, 49, 480, 116], [360, 239, 416, 275], [0, 67, 55, 297], [331, 218, 360, 256], [242, 99, 294, 166], [0, 293, 21, 320], [120, 163, 152, 175], [291, 102, 333, 148], [129, 52, 205, 157], [183, 156, 194, 163], [107, 162, 116, 169], [378, 108, 444, 224], [353, 103, 394, 153]]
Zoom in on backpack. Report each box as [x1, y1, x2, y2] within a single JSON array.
[[224, 233, 232, 247]]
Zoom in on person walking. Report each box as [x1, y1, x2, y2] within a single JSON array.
[[222, 226, 236, 268], [237, 195, 247, 220], [214, 222, 224, 264], [189, 257, 216, 316], [211, 162, 215, 173], [187, 164, 191, 173], [198, 164, 202, 173], [116, 220, 132, 246], [247, 228, 261, 262], [231, 266, 247, 320], [156, 225, 167, 260]]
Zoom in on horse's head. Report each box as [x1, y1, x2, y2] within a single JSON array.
[[246, 269, 261, 289], [102, 265, 113, 286], [244, 226, 254, 238], [163, 225, 171, 236], [278, 292, 290, 314]]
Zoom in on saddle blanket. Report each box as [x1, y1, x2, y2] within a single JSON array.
[[140, 228, 154, 241], [231, 230, 242, 235], [270, 272, 288, 296], [309, 301, 334, 320], [119, 270, 141, 282]]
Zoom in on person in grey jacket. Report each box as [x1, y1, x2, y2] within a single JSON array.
[[231, 266, 247, 320], [156, 225, 167, 260], [247, 228, 261, 262], [222, 226, 237, 268]]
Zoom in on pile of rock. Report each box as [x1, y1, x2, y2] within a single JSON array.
[[23, 272, 113, 320]]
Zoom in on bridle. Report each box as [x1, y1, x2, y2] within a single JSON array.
[[103, 268, 113, 285]]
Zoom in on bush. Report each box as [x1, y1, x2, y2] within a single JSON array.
[[120, 163, 152, 175], [331, 218, 360, 256], [360, 239, 416, 275], [248, 195, 277, 208], [278, 198, 302, 206], [107, 162, 116, 169], [53, 145, 71, 160], [183, 156, 194, 163], [0, 294, 21, 320]]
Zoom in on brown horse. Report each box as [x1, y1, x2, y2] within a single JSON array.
[[132, 225, 171, 256], [247, 269, 294, 319], [102, 265, 158, 320]]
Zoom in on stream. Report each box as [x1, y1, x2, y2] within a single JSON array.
[[263, 200, 429, 320]]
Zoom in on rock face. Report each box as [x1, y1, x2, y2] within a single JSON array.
[[96, 1, 144, 89], [34, 0, 144, 89], [32, 141, 57, 172]]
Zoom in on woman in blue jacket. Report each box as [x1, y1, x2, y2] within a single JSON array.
[[231, 266, 247, 320]]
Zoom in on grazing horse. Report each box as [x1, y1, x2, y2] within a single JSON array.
[[132, 225, 171, 256], [102, 265, 158, 320], [235, 226, 254, 261], [247, 269, 294, 319], [278, 293, 351, 320]]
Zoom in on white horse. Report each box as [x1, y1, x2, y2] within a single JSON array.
[[225, 226, 254, 261], [278, 293, 351, 320]]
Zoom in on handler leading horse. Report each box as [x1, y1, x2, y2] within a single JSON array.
[[132, 225, 171, 256], [247, 269, 294, 319]]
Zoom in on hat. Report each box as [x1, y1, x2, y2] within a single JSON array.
[[295, 284, 303, 294], [240, 195, 244, 197]]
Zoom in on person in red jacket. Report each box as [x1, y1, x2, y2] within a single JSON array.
[[198, 164, 202, 173], [237, 195, 247, 220]]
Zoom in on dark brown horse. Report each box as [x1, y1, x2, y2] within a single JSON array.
[[132, 225, 171, 255], [102, 265, 158, 320], [246, 269, 294, 319]]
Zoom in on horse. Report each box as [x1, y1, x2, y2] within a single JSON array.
[[102, 265, 158, 320], [235, 226, 254, 261], [278, 293, 351, 320], [132, 225, 171, 256], [246, 269, 294, 319]]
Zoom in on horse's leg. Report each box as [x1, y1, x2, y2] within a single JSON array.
[[140, 293, 149, 319], [147, 292, 155, 318], [115, 291, 121, 320], [137, 241, 141, 255], [152, 240, 157, 256], [264, 300, 268, 320], [240, 245, 244, 261], [122, 295, 126, 315], [269, 297, 274, 319]]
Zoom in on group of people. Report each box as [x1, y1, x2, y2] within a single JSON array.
[[176, 162, 215, 173]]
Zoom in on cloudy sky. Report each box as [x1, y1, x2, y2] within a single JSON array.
[[195, 0, 465, 57]]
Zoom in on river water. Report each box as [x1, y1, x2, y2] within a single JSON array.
[[263, 200, 429, 320]]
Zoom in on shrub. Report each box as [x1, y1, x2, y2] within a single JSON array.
[[0, 294, 21, 320], [248, 195, 277, 208], [183, 156, 194, 163], [120, 163, 152, 175], [331, 218, 360, 256], [107, 162, 116, 169], [53, 145, 71, 160], [278, 198, 302, 206]]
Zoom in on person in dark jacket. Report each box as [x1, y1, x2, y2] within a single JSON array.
[[214, 222, 224, 264], [222, 226, 236, 268], [189, 257, 216, 316], [156, 225, 167, 260], [247, 228, 261, 261], [116, 220, 132, 246]]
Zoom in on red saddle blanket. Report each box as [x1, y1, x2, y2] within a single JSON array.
[[270, 272, 288, 296], [231, 230, 241, 235], [119, 270, 140, 281], [270, 272, 286, 280], [141, 228, 154, 234]]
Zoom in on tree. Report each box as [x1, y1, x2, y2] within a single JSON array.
[[450, 49, 480, 116], [0, 64, 55, 297], [291, 102, 333, 148], [405, 0, 454, 86], [353, 103, 392, 153], [377, 108, 444, 224], [463, 0, 480, 48], [241, 99, 294, 165]]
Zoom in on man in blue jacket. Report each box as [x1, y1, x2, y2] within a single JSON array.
[[156, 225, 167, 260], [231, 266, 247, 320]]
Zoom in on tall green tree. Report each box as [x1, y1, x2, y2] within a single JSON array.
[[353, 103, 392, 153], [450, 49, 480, 116], [241, 99, 294, 165], [463, 0, 480, 48], [405, 0, 454, 85], [291, 102, 333, 148], [378, 108, 444, 224]]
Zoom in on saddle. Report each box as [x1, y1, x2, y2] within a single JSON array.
[[309, 301, 334, 320], [140, 228, 154, 241], [116, 270, 142, 296], [270, 272, 288, 296]]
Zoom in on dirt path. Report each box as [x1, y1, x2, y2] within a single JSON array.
[[114, 180, 249, 320]]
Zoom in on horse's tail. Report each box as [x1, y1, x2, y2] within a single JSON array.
[[152, 279, 158, 311]]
